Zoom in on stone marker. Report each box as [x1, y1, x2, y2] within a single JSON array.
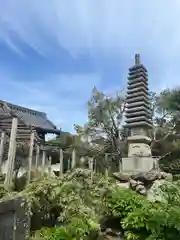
[[0, 196, 30, 240]]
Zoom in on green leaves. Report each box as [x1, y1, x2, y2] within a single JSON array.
[[33, 217, 100, 240], [29, 169, 110, 240], [103, 181, 180, 240], [3, 169, 180, 240], [74, 87, 126, 171]]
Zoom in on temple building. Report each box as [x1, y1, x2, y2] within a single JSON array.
[[0, 100, 61, 172], [122, 54, 154, 172], [0, 100, 60, 141]]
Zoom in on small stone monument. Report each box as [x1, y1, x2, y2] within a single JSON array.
[[122, 54, 155, 172], [0, 196, 30, 240]]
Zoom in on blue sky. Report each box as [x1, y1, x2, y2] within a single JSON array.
[[0, 0, 180, 132]]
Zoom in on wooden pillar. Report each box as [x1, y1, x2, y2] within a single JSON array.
[[48, 156, 52, 175], [105, 153, 108, 177], [119, 158, 122, 172], [88, 157, 93, 170], [68, 158, 71, 171], [94, 158, 96, 174], [4, 118, 18, 187], [59, 148, 63, 176], [35, 144, 40, 168], [27, 131, 35, 184], [88, 157, 94, 184], [0, 131, 5, 171], [42, 150, 46, 170], [71, 148, 76, 169]]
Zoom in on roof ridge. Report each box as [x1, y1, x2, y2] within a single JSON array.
[[2, 102, 35, 129], [0, 100, 46, 115]]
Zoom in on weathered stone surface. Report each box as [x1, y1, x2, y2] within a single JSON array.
[[0, 197, 30, 240], [112, 172, 131, 182], [116, 182, 129, 189], [131, 169, 161, 185], [160, 172, 173, 181], [129, 178, 138, 190], [147, 180, 167, 202], [115, 168, 173, 197], [136, 184, 147, 196]]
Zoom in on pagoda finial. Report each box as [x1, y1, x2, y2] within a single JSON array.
[[135, 54, 140, 65]]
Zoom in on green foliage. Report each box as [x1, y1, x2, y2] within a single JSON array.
[[23, 169, 113, 239], [104, 187, 146, 218], [32, 217, 100, 240], [173, 174, 180, 181], [150, 88, 180, 156], [75, 87, 125, 142], [1, 169, 180, 240], [0, 184, 8, 198], [75, 87, 126, 172], [104, 182, 180, 240], [159, 149, 180, 174]]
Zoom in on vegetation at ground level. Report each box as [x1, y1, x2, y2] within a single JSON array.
[[1, 169, 180, 240]]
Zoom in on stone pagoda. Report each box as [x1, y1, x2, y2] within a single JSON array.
[[122, 54, 154, 172]]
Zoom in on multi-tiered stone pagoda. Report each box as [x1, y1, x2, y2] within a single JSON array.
[[122, 54, 154, 172]]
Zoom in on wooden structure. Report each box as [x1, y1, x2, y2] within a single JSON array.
[[0, 100, 60, 140], [0, 100, 61, 186]]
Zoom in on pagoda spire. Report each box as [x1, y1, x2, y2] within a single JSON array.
[[135, 54, 140, 65]]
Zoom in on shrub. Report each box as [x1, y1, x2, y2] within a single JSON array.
[[173, 174, 180, 181], [159, 149, 180, 174], [2, 169, 180, 240], [32, 217, 100, 240], [103, 183, 180, 239]]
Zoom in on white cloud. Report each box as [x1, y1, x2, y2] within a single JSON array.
[[0, 70, 101, 132], [1, 1, 180, 86], [1, 0, 180, 131], [1, 0, 180, 59]]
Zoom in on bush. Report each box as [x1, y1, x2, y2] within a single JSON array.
[[2, 169, 180, 240], [26, 169, 112, 239], [0, 184, 8, 199], [159, 149, 180, 174], [173, 174, 180, 181], [32, 217, 100, 240], [103, 182, 180, 239]]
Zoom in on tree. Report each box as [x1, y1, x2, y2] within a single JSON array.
[[150, 89, 180, 156], [154, 87, 180, 173], [74, 87, 126, 171]]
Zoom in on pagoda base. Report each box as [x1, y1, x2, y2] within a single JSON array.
[[121, 141, 155, 173], [122, 156, 156, 173]]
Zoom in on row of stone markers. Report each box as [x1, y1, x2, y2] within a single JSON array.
[[0, 117, 115, 188]]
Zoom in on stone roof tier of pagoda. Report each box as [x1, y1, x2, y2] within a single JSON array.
[[125, 54, 153, 129]]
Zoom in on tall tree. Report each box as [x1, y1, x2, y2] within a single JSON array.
[[74, 87, 126, 170], [151, 87, 180, 156]]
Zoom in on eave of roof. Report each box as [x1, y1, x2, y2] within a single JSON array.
[[0, 100, 61, 135]]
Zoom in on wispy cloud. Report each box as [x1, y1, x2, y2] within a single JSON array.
[[1, 1, 180, 57], [0, 70, 101, 131], [0, 0, 180, 131]]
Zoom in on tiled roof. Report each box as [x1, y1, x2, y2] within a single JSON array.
[[0, 101, 60, 134]]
